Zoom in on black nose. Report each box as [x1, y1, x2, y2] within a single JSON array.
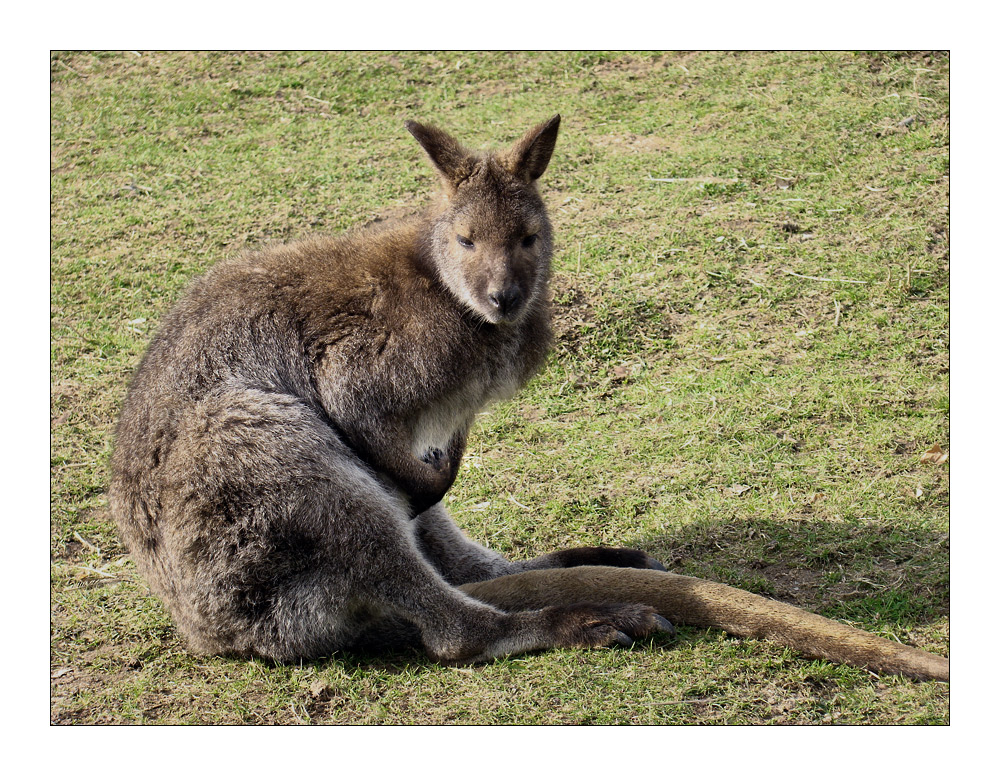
[[488, 286, 523, 317]]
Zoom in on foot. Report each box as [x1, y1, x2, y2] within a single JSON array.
[[547, 547, 669, 572]]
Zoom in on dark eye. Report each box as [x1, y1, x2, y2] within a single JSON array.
[[521, 234, 538, 248], [457, 235, 474, 249]]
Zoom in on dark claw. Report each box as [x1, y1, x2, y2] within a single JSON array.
[[614, 631, 635, 648], [653, 615, 676, 637], [647, 557, 668, 572]]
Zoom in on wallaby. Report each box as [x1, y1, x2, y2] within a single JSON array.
[[109, 116, 948, 681]]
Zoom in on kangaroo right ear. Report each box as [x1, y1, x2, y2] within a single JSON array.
[[406, 120, 472, 186], [503, 114, 561, 182]]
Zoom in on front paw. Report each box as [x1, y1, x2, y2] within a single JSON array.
[[420, 447, 449, 472], [408, 450, 454, 515]]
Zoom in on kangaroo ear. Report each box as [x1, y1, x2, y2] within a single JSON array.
[[503, 114, 561, 181], [406, 120, 471, 185]]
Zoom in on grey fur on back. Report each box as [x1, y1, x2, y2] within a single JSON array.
[[110, 116, 670, 663]]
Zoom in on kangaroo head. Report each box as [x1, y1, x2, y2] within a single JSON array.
[[406, 115, 560, 324]]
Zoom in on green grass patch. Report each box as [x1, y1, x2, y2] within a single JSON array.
[[51, 50, 948, 725]]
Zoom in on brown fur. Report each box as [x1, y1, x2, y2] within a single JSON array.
[[109, 117, 947, 680]]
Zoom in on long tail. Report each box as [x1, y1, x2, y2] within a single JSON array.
[[459, 566, 948, 682]]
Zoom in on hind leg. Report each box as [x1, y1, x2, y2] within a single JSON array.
[[155, 388, 391, 659], [237, 504, 672, 664]]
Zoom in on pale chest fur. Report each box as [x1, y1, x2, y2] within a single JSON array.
[[408, 369, 522, 461]]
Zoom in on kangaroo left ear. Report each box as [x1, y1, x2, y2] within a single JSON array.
[[503, 114, 561, 181], [406, 120, 472, 186]]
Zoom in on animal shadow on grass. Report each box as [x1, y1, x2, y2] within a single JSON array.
[[642, 515, 949, 633]]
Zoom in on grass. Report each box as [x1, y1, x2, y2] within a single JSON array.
[[51, 50, 949, 725]]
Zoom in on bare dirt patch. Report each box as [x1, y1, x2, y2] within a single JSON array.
[[590, 132, 682, 154]]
